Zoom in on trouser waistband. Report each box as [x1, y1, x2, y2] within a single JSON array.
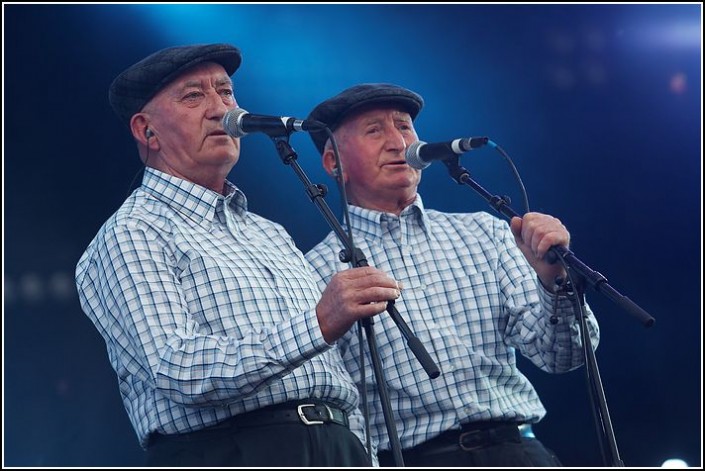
[[380, 422, 531, 461], [148, 400, 349, 447], [231, 400, 349, 428]]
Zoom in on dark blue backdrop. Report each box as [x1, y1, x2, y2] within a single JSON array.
[[4, 4, 701, 467]]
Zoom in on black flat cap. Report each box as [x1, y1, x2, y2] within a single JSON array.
[[109, 43, 242, 127], [307, 83, 424, 154]]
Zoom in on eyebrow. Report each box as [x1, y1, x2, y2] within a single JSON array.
[[215, 77, 233, 87], [180, 76, 233, 90], [361, 114, 412, 126]]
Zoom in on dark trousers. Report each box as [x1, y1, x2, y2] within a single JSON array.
[[379, 423, 562, 467], [146, 411, 370, 467]]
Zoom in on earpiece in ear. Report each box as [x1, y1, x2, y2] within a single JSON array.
[[331, 167, 340, 177], [145, 129, 154, 138]]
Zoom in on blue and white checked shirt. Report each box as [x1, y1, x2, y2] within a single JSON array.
[[305, 195, 600, 451], [75, 168, 367, 449]]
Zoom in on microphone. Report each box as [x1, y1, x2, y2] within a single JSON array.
[[222, 107, 326, 138], [406, 137, 489, 170]]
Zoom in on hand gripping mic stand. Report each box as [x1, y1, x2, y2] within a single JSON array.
[[270, 135, 440, 467], [440, 154, 655, 467]]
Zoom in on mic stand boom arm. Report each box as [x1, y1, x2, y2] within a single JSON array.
[[442, 157, 654, 327], [272, 136, 440, 467]]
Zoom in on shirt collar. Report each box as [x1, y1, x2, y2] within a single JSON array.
[[348, 194, 428, 239], [140, 167, 248, 225]]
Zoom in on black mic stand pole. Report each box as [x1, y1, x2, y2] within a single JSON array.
[[441, 156, 655, 467], [271, 136, 441, 467]]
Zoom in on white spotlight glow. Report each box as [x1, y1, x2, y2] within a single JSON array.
[[661, 458, 689, 467]]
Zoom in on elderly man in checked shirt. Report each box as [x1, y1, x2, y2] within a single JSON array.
[[304, 83, 601, 467], [75, 45, 402, 467]]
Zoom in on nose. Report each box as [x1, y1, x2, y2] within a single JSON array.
[[205, 91, 231, 120], [385, 127, 407, 153]]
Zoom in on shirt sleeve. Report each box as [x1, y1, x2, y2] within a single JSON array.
[[75, 220, 331, 408], [496, 217, 601, 373]]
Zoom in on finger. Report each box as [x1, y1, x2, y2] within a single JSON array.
[[357, 286, 400, 305], [358, 300, 390, 317], [343, 267, 399, 288], [346, 266, 384, 279], [537, 229, 569, 259], [510, 216, 523, 240]]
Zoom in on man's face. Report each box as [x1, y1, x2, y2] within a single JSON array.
[[334, 106, 421, 212], [140, 61, 240, 183]]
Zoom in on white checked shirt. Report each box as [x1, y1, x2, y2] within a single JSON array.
[[305, 195, 600, 451], [75, 168, 366, 448]]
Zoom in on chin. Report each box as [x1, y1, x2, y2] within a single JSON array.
[[203, 152, 239, 169]]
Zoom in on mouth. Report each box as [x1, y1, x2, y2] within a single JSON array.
[[384, 159, 409, 167], [208, 130, 230, 137]]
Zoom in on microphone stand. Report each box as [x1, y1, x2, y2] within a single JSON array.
[[271, 136, 441, 467], [440, 156, 654, 467]]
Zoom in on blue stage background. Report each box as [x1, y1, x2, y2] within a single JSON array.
[[4, 4, 701, 467]]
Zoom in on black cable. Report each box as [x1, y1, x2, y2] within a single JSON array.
[[322, 127, 373, 462], [487, 140, 530, 214], [323, 128, 356, 256], [125, 143, 151, 199]]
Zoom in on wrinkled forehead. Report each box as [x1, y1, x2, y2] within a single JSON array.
[[339, 103, 414, 128], [163, 62, 231, 90], [145, 62, 232, 107]]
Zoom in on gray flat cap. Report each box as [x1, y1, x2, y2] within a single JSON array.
[[109, 43, 242, 127], [307, 83, 424, 154]]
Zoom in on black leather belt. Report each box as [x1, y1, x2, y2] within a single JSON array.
[[380, 422, 530, 461], [233, 401, 349, 428], [148, 401, 349, 447]]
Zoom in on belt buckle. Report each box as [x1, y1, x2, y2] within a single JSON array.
[[297, 403, 331, 425], [458, 430, 485, 452]]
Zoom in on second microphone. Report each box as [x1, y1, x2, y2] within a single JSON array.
[[406, 137, 489, 170]]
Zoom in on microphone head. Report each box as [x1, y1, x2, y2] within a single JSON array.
[[405, 140, 431, 170], [222, 107, 249, 138]]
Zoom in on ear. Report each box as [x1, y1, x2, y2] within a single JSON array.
[[322, 149, 340, 179], [130, 114, 154, 146]]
